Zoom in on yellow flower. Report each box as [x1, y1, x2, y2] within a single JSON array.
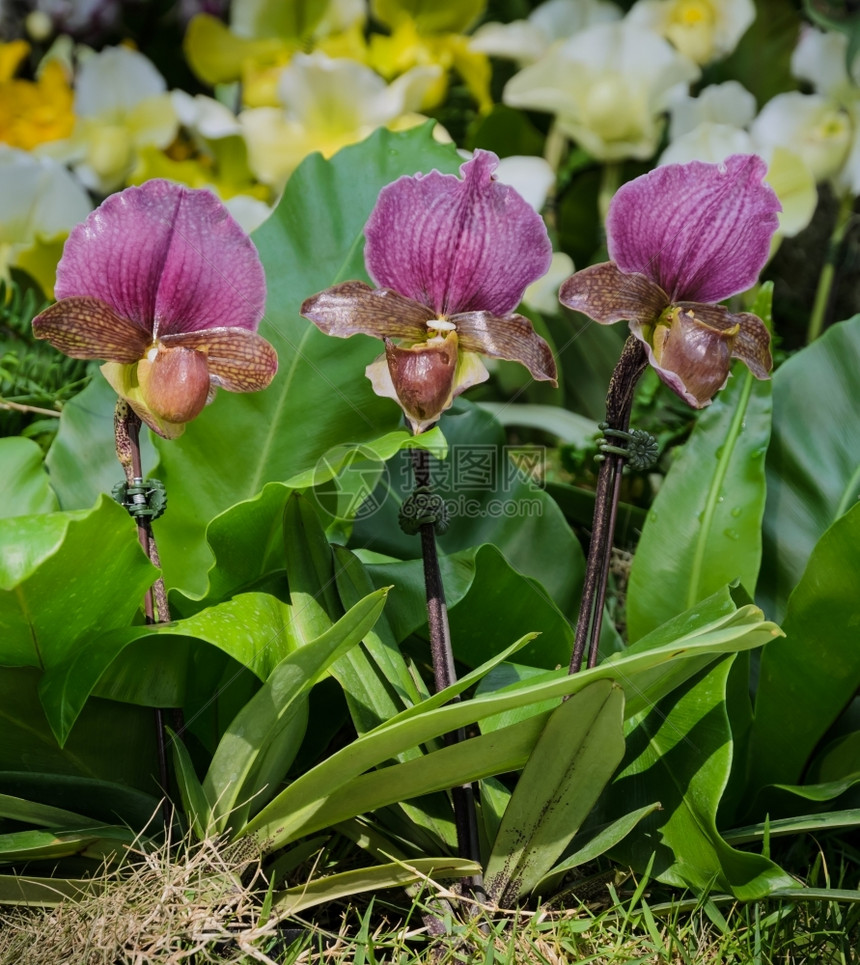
[[0, 42, 75, 149], [368, 1, 492, 111], [184, 1, 370, 108], [239, 52, 441, 189]]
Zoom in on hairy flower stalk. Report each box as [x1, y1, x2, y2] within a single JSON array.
[[303, 151, 555, 878], [561, 155, 780, 671], [33, 179, 275, 801]]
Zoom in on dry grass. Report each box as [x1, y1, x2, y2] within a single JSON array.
[[0, 833, 279, 965], [1, 831, 857, 965]]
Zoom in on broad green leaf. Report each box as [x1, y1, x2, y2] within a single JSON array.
[[241, 605, 779, 851], [485, 680, 625, 905], [749, 504, 860, 798], [364, 544, 574, 670], [0, 770, 162, 829], [0, 825, 136, 865], [204, 588, 389, 831], [758, 315, 860, 622], [603, 660, 794, 899], [0, 794, 90, 829], [273, 857, 483, 915], [148, 126, 464, 597], [0, 497, 155, 674], [807, 730, 860, 785], [168, 431, 448, 616], [40, 592, 297, 745], [353, 399, 585, 617], [626, 360, 772, 641], [0, 667, 158, 796], [45, 375, 156, 511], [0, 438, 57, 517], [255, 710, 550, 848], [477, 403, 599, 447], [536, 803, 662, 896], [0, 874, 97, 906]]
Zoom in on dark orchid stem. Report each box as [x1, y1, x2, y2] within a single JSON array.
[[569, 336, 648, 675], [114, 402, 175, 821], [410, 447, 485, 897]]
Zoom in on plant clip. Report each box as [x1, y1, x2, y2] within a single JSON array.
[[398, 486, 450, 535], [596, 423, 659, 471], [112, 477, 168, 521]]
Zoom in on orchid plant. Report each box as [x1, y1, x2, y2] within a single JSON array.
[[301, 149, 558, 877], [560, 154, 780, 671], [4, 0, 860, 941]]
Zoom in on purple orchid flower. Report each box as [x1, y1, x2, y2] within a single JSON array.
[[559, 155, 781, 407], [301, 150, 557, 433], [33, 179, 276, 438]]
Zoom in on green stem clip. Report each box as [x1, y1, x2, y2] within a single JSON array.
[[112, 477, 168, 521]]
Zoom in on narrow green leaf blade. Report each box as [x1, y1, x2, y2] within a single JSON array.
[[204, 588, 389, 830], [485, 680, 625, 904], [273, 857, 482, 915], [627, 362, 772, 640]]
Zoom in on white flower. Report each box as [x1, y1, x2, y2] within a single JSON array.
[[503, 19, 698, 161], [791, 24, 860, 97], [524, 251, 575, 315], [239, 52, 439, 188], [42, 46, 178, 194], [494, 155, 556, 212], [668, 80, 756, 139], [470, 0, 621, 66], [752, 27, 860, 196], [0, 147, 91, 292], [171, 90, 241, 140], [627, 0, 755, 64], [752, 93, 852, 186]]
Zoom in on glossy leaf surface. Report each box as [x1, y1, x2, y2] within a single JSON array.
[[0, 438, 58, 518], [626, 359, 771, 641], [757, 315, 860, 622], [749, 504, 860, 799]]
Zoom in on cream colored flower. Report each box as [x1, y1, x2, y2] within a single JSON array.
[[0, 146, 91, 294], [470, 0, 620, 66], [42, 46, 178, 194], [627, 0, 755, 65], [668, 80, 756, 139], [240, 52, 440, 188], [503, 19, 698, 161], [751, 26, 860, 196]]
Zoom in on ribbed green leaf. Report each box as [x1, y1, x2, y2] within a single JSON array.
[[485, 680, 625, 905]]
